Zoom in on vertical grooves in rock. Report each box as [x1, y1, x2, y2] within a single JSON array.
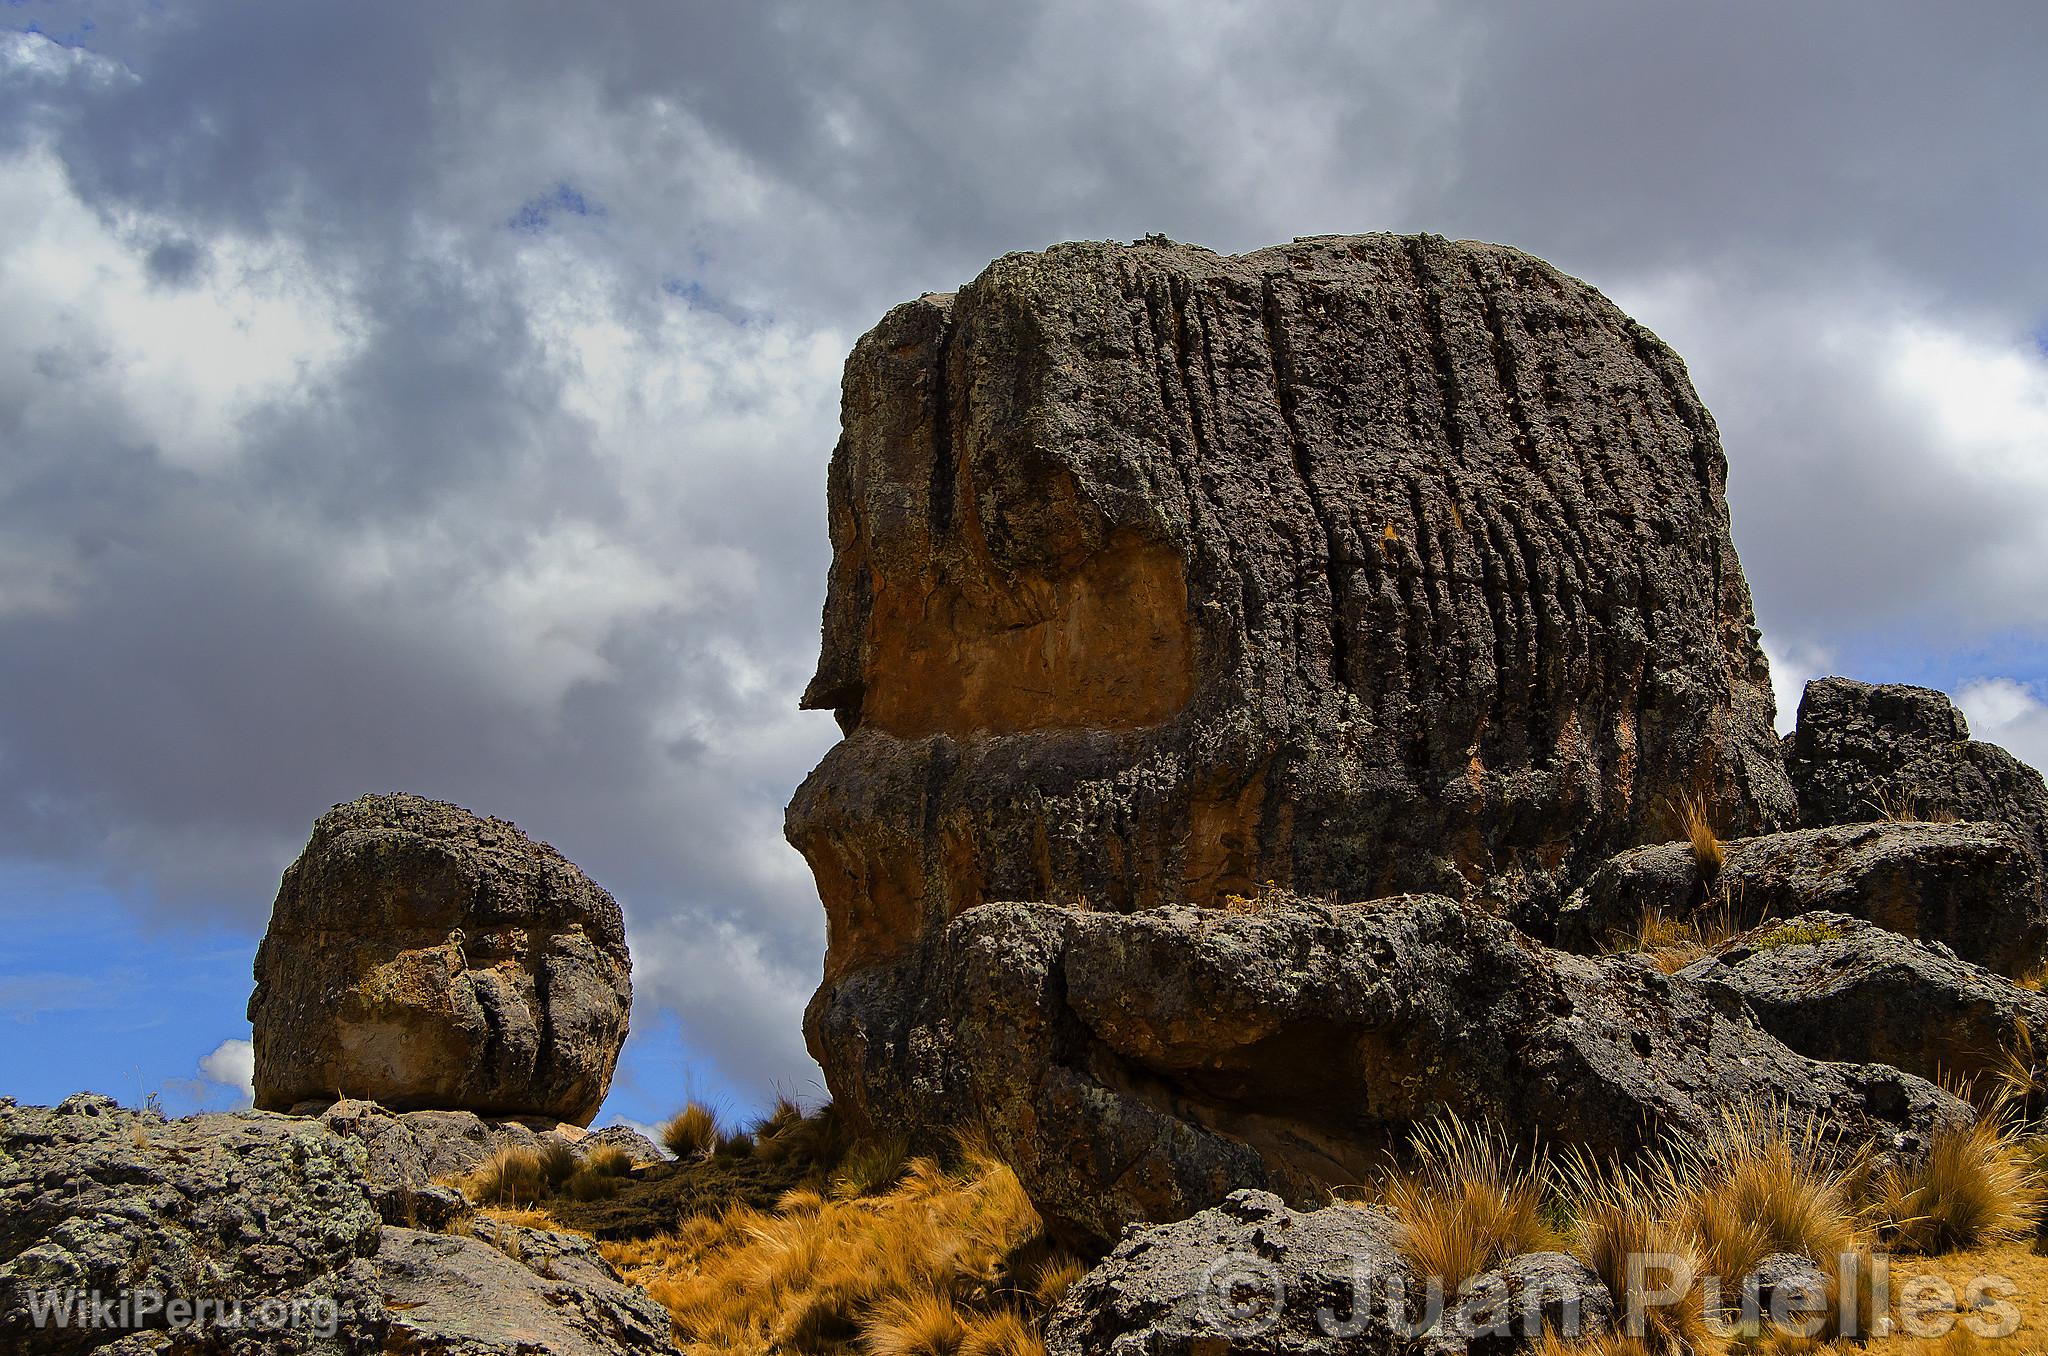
[[1259, 274, 1352, 692], [928, 310, 958, 537]]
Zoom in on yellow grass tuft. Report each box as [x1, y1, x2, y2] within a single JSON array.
[[601, 1133, 1052, 1356], [1872, 1115, 2044, 1254], [463, 1146, 548, 1208], [1380, 1115, 1556, 1289], [662, 1101, 721, 1159], [1672, 792, 1725, 879]]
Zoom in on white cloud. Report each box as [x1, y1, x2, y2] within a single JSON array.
[[197, 1037, 255, 1107], [1956, 679, 2048, 774], [0, 143, 358, 480], [1761, 638, 1835, 735]]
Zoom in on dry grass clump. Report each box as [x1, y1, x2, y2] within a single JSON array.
[[1558, 1153, 1709, 1356], [465, 1145, 549, 1208], [1379, 1115, 1557, 1287], [1670, 793, 1725, 879], [831, 1134, 913, 1200], [1871, 1115, 2044, 1254], [1673, 1105, 1865, 1291], [565, 1142, 635, 1201], [602, 1134, 1071, 1356], [1867, 785, 1960, 825], [663, 1101, 722, 1159], [1606, 903, 1751, 974]]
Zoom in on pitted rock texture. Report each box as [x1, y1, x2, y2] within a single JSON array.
[[250, 793, 631, 1124], [0, 1096, 679, 1355], [810, 892, 1965, 1244], [1787, 678, 2048, 872], [789, 233, 1796, 997], [0, 1093, 387, 1354], [1044, 1190, 1417, 1356], [1044, 1189, 1611, 1356], [1555, 820, 2048, 974], [1677, 912, 2048, 1085], [376, 1220, 679, 1356]]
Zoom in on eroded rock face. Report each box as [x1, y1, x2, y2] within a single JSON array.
[[789, 234, 1796, 994], [1677, 912, 2048, 1085], [1043, 1189, 1612, 1356], [811, 893, 1965, 1244], [0, 1095, 679, 1356], [1787, 678, 2048, 871], [250, 793, 630, 1125], [0, 1093, 387, 1354], [377, 1220, 678, 1356], [1555, 820, 2048, 973]]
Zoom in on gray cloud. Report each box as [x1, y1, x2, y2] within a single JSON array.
[[4, 1, 2046, 1098]]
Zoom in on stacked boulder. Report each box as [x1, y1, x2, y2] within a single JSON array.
[[786, 234, 2048, 1263], [249, 792, 632, 1125], [3, 798, 665, 1353]]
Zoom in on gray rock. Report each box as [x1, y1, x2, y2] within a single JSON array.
[[1044, 1190, 1418, 1356], [583, 1125, 667, 1167], [1677, 912, 2048, 1085], [1428, 1252, 1614, 1356], [1787, 678, 2048, 874], [813, 893, 1967, 1244], [1046, 1191, 1607, 1356], [249, 793, 632, 1125], [0, 1093, 387, 1353], [376, 1222, 678, 1355], [789, 232, 1795, 1027], [316, 1099, 582, 1226], [0, 1096, 680, 1355], [1556, 820, 2047, 974], [1731, 1254, 1832, 1331]]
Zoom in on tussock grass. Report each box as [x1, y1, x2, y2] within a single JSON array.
[[1667, 793, 1725, 880], [464, 1146, 549, 1208], [601, 1133, 1075, 1356], [1606, 901, 1750, 974], [831, 1134, 913, 1200], [1872, 1115, 2044, 1254], [538, 1137, 581, 1189], [663, 1101, 722, 1159], [1558, 1153, 1709, 1356], [1379, 1115, 1557, 1287], [565, 1143, 635, 1201]]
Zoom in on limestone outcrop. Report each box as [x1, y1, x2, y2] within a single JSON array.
[[1787, 679, 2048, 873], [788, 233, 1796, 999], [1677, 912, 2048, 1085], [249, 793, 631, 1125], [1555, 819, 2048, 973], [0, 1094, 680, 1355], [811, 891, 1965, 1244]]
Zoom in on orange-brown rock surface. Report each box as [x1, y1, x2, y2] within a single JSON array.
[[789, 233, 1794, 985], [249, 793, 630, 1125]]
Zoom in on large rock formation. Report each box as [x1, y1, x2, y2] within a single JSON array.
[[1, 1093, 387, 1353], [812, 891, 1964, 1244], [1043, 1189, 1610, 1356], [1787, 678, 2048, 873], [1555, 819, 2048, 973], [250, 794, 631, 1125], [789, 233, 1796, 999], [1677, 912, 2048, 1086], [0, 1094, 680, 1355]]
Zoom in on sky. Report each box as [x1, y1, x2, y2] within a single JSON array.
[[2, 1, 2046, 1127]]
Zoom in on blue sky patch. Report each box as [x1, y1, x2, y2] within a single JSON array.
[[507, 182, 607, 235]]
